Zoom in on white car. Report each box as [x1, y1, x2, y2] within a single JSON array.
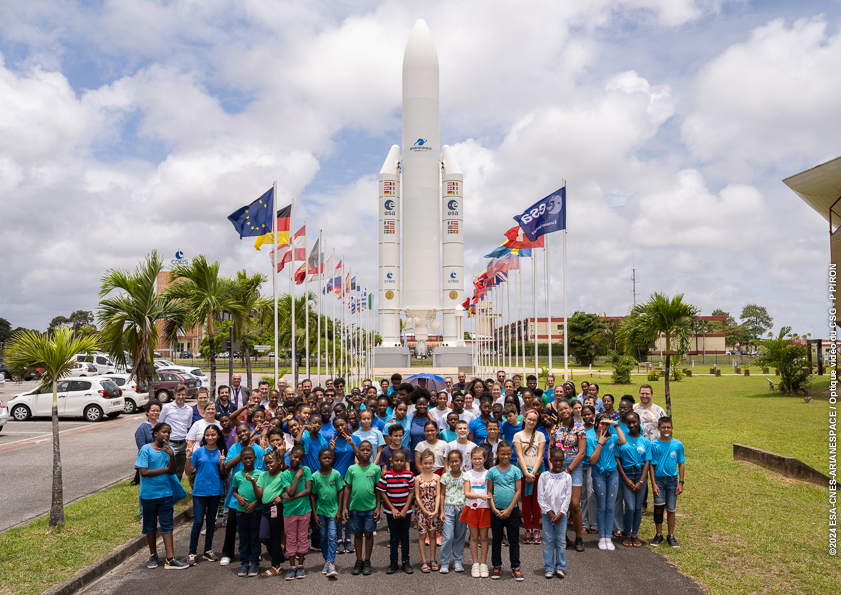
[[101, 374, 149, 414], [0, 398, 8, 433], [157, 366, 207, 387], [7, 378, 124, 422], [75, 353, 121, 374], [69, 362, 98, 377]]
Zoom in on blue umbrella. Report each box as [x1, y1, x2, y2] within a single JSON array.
[[404, 373, 446, 393]]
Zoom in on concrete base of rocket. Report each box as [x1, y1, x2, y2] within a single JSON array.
[[373, 346, 412, 369], [431, 346, 474, 369]]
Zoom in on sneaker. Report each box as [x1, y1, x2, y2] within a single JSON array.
[[606, 539, 615, 551], [598, 538, 607, 550], [491, 567, 502, 580], [249, 563, 260, 577], [512, 568, 524, 581], [238, 563, 249, 577], [502, 535, 510, 547], [556, 569, 566, 578], [146, 553, 158, 569], [322, 562, 329, 574], [352, 559, 364, 575], [164, 558, 189, 570], [345, 540, 355, 554], [202, 550, 219, 562], [386, 561, 399, 574], [480, 564, 489, 578], [285, 567, 297, 581], [523, 531, 532, 545], [295, 566, 306, 579], [650, 534, 664, 547], [545, 571, 554, 579], [362, 559, 372, 575], [667, 535, 680, 548], [402, 561, 414, 574], [187, 554, 197, 566], [201, 527, 206, 535], [310, 544, 321, 552], [575, 537, 585, 552], [219, 557, 231, 566], [439, 564, 449, 574], [326, 563, 338, 578], [222, 518, 227, 528], [454, 561, 464, 573], [471, 563, 481, 578], [336, 541, 346, 555], [565, 535, 572, 549]]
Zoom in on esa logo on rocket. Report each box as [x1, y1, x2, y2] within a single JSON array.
[[447, 200, 459, 216], [383, 199, 395, 216]]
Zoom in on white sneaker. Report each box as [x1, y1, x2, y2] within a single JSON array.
[[471, 563, 481, 578], [480, 564, 489, 578], [200, 527, 206, 535], [606, 539, 615, 551], [598, 538, 607, 550], [219, 557, 231, 566]]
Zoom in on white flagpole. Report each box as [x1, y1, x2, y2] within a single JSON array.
[[506, 274, 511, 375], [305, 218, 310, 380], [272, 181, 279, 387], [331, 264, 336, 380], [520, 266, 526, 379], [546, 234, 552, 383], [532, 251, 538, 379], [563, 181, 569, 381], [340, 260, 345, 380], [317, 232, 323, 385], [291, 199, 297, 387], [513, 269, 518, 373]]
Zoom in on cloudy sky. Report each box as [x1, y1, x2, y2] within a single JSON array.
[[1, 0, 838, 338]]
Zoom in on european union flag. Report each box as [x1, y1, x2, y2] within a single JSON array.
[[227, 188, 274, 238], [513, 186, 566, 241]]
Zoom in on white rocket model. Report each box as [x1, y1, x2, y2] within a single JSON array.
[[378, 20, 465, 354]]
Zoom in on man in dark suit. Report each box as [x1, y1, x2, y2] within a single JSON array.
[[229, 373, 251, 409]]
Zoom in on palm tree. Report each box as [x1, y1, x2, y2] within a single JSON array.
[[166, 256, 240, 396], [231, 270, 271, 388], [5, 328, 100, 529], [276, 292, 319, 371], [98, 252, 188, 396], [619, 292, 700, 417]]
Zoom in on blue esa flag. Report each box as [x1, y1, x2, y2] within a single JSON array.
[[227, 188, 274, 238], [513, 186, 566, 241]]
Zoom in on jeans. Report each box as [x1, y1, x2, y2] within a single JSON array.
[[260, 504, 286, 566], [190, 495, 220, 554], [541, 513, 567, 572], [581, 466, 597, 531], [385, 512, 412, 562], [440, 505, 467, 566], [613, 484, 624, 533], [592, 467, 619, 538], [562, 454, 583, 486], [654, 475, 679, 511], [490, 507, 520, 569], [222, 507, 238, 558], [318, 515, 338, 563], [621, 467, 645, 536], [336, 520, 352, 542], [141, 496, 174, 535], [170, 440, 187, 480], [236, 510, 261, 564]]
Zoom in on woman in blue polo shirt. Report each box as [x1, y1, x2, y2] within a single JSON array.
[[585, 413, 626, 551], [616, 412, 650, 547]]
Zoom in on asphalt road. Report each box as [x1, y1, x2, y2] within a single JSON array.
[[82, 519, 703, 595]]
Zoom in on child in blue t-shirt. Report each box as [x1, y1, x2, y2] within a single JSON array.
[[486, 441, 523, 580], [648, 416, 685, 548], [500, 407, 522, 464], [615, 412, 651, 546]]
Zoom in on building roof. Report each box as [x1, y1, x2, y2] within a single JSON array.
[[783, 155, 841, 225]]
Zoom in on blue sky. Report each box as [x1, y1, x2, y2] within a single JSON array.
[[1, 0, 839, 340]]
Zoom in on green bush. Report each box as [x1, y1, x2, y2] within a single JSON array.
[[611, 354, 635, 384], [647, 370, 660, 381]]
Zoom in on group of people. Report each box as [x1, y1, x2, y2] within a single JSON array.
[[134, 370, 686, 579]]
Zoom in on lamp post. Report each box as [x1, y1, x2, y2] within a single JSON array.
[[702, 330, 706, 364]]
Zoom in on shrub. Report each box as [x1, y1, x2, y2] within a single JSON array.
[[611, 355, 635, 384], [647, 370, 660, 381]]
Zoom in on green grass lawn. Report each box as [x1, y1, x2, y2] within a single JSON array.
[[0, 480, 190, 595], [1, 375, 835, 595]]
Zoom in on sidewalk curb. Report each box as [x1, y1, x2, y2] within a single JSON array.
[[42, 504, 194, 595]]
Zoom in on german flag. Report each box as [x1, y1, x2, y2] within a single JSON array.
[[254, 204, 291, 250]]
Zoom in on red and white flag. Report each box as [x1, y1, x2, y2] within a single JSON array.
[[269, 225, 306, 272]]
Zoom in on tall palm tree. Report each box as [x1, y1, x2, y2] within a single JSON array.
[[231, 270, 271, 388], [166, 256, 240, 396], [98, 251, 188, 395], [5, 328, 100, 529], [619, 292, 699, 418]]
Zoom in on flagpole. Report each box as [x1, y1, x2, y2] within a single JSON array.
[[520, 267, 526, 379], [304, 218, 311, 381], [563, 180, 569, 382], [546, 233, 552, 383], [532, 251, 538, 379], [340, 260, 345, 381], [506, 275, 511, 375], [272, 181, 279, 388], [291, 199, 297, 388], [317, 232, 323, 385], [331, 262, 336, 380]]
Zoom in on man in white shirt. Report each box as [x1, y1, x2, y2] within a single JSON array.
[[159, 385, 193, 479]]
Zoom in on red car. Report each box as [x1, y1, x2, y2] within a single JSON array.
[[150, 372, 198, 403]]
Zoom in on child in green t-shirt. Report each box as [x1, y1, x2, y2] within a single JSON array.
[[232, 447, 263, 577], [310, 447, 344, 578], [280, 444, 312, 580], [342, 441, 382, 576], [254, 450, 286, 576]]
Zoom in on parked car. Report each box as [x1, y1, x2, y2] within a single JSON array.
[[150, 372, 198, 403], [217, 351, 230, 358], [7, 378, 124, 422], [0, 398, 8, 433], [157, 366, 207, 387], [0, 361, 42, 381], [178, 351, 194, 359], [68, 362, 98, 377], [102, 374, 149, 414], [74, 353, 120, 374]]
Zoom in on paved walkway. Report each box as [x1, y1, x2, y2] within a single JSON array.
[[84, 517, 704, 595]]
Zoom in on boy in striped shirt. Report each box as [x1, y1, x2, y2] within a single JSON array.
[[376, 449, 415, 574]]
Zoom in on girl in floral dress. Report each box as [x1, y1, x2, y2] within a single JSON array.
[[413, 449, 442, 572]]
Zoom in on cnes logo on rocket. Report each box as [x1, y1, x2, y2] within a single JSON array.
[[384, 271, 396, 284]]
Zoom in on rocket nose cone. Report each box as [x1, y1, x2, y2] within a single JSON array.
[[403, 19, 438, 72]]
